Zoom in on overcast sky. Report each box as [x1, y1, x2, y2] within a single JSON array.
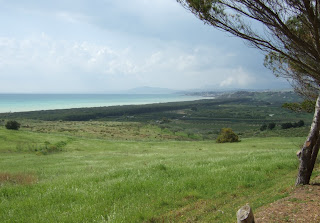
[[0, 0, 291, 93]]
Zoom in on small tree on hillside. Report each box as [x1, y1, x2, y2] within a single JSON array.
[[281, 122, 293, 129], [268, 123, 276, 130], [260, 124, 267, 131], [297, 120, 305, 127], [5, 120, 21, 130], [216, 128, 240, 143]]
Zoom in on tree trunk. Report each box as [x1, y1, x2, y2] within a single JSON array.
[[296, 95, 320, 185]]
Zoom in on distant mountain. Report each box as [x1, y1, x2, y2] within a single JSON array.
[[126, 86, 178, 94]]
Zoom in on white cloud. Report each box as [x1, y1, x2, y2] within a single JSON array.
[[55, 11, 89, 24], [1, 33, 250, 92], [0, 35, 139, 76], [0, 0, 287, 95], [0, 35, 144, 92], [219, 67, 256, 88]]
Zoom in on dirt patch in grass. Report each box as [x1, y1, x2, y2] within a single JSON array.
[[0, 172, 38, 185], [255, 175, 320, 222], [149, 199, 218, 223]]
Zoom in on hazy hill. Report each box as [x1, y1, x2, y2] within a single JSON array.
[[126, 86, 178, 94]]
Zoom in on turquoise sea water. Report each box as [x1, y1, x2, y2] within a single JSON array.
[[0, 94, 207, 113]]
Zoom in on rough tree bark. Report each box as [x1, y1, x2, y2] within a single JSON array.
[[296, 95, 320, 185]]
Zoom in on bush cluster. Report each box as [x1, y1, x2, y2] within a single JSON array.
[[268, 123, 276, 130], [260, 124, 267, 131], [260, 120, 304, 131], [5, 120, 21, 130], [281, 120, 304, 129], [216, 128, 240, 143], [260, 122, 276, 131]]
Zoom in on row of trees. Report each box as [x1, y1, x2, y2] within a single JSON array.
[[177, 0, 320, 185], [260, 120, 305, 131], [260, 123, 276, 131], [281, 120, 305, 129]]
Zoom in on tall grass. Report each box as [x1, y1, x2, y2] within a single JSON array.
[[0, 127, 306, 222]]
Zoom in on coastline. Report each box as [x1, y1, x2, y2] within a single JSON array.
[[0, 94, 212, 113]]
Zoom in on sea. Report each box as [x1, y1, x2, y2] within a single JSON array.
[[0, 94, 208, 113]]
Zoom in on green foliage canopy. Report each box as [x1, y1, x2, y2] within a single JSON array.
[[216, 128, 240, 143], [5, 120, 21, 130], [260, 124, 267, 131], [268, 123, 276, 130], [282, 100, 315, 113]]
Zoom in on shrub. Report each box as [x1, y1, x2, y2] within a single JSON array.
[[281, 121, 304, 129], [160, 117, 171, 124], [191, 107, 198, 111], [5, 120, 21, 130], [260, 124, 267, 131], [292, 122, 299, 128], [281, 122, 293, 129], [268, 123, 276, 130], [38, 141, 66, 155], [216, 128, 240, 143], [297, 120, 305, 127]]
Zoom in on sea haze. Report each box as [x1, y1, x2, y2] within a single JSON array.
[[0, 94, 207, 113]]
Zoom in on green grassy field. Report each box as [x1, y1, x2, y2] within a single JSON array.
[[0, 92, 317, 222], [0, 125, 310, 222]]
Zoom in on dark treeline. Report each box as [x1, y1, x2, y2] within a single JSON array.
[[0, 91, 313, 139], [0, 98, 249, 121]]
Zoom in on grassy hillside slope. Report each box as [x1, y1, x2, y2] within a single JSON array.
[[0, 126, 307, 222]]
